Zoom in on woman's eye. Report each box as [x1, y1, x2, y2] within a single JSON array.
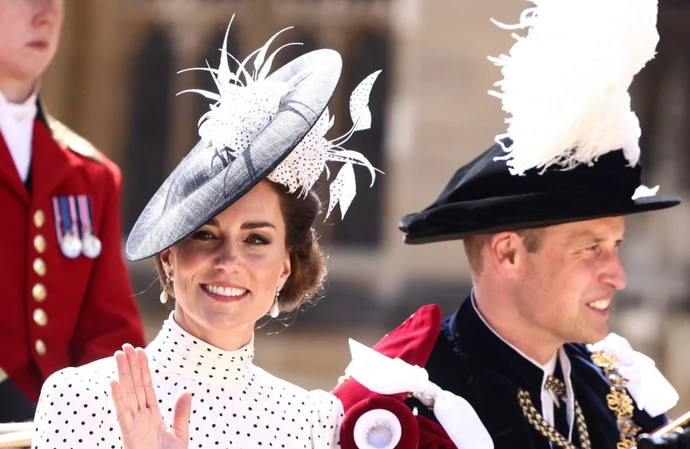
[[191, 230, 215, 241], [246, 234, 269, 245]]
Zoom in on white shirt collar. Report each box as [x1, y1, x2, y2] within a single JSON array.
[[146, 311, 255, 387], [471, 293, 575, 442], [0, 90, 38, 122], [0, 90, 38, 183]]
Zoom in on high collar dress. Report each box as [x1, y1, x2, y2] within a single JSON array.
[[33, 313, 343, 449]]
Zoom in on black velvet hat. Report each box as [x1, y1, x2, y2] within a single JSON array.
[[399, 0, 680, 244], [127, 19, 381, 260], [399, 141, 680, 245]]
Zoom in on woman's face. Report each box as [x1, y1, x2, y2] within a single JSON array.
[[161, 180, 291, 350]]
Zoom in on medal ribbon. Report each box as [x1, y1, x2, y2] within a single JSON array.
[[67, 195, 80, 240], [77, 195, 92, 236], [59, 196, 72, 239], [52, 196, 64, 245]]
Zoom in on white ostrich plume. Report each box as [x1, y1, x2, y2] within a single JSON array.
[[178, 15, 300, 157], [268, 70, 382, 219], [488, 0, 659, 175]]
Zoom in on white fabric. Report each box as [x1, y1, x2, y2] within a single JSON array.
[[353, 409, 401, 449], [632, 184, 659, 200], [345, 339, 493, 449], [472, 296, 575, 441], [0, 90, 37, 183], [34, 313, 343, 448], [588, 333, 679, 417]]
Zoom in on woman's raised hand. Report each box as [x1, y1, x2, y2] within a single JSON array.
[[110, 344, 192, 449]]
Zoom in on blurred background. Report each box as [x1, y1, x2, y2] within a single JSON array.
[[41, 0, 690, 417]]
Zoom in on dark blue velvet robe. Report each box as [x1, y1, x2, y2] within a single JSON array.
[[407, 296, 667, 449]]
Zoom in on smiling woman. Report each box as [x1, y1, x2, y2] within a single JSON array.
[[31, 16, 382, 449], [153, 179, 325, 351]]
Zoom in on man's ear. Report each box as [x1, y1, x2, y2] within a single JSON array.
[[488, 232, 522, 278]]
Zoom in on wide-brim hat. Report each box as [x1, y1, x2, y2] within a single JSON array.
[[126, 49, 342, 260], [401, 0, 681, 244], [399, 141, 680, 245]]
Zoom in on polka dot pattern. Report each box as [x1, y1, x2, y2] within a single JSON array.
[[268, 108, 330, 196], [33, 313, 344, 449], [199, 81, 290, 160], [268, 71, 381, 221]]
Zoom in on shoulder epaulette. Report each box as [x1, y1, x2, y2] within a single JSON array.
[[45, 114, 103, 164]]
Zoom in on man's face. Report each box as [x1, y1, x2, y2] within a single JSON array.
[[515, 216, 627, 346], [0, 0, 64, 85]]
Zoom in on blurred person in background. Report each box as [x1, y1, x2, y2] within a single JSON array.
[[0, 0, 145, 423], [31, 19, 388, 449], [333, 0, 685, 448]]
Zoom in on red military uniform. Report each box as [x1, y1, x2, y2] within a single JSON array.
[[0, 102, 146, 406]]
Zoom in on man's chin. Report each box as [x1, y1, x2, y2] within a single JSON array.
[[578, 326, 610, 345]]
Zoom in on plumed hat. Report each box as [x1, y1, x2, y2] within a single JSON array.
[[400, 0, 680, 244]]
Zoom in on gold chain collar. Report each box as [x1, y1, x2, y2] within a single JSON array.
[[518, 376, 592, 449], [590, 351, 643, 449]]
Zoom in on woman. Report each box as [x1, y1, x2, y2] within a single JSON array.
[[32, 18, 380, 449]]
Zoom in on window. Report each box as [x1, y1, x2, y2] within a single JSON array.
[[124, 28, 173, 232]]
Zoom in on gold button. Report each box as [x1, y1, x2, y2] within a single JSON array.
[[33, 309, 48, 327], [32, 283, 47, 302], [35, 339, 47, 356], [34, 235, 46, 253], [33, 210, 45, 228], [33, 258, 46, 277]]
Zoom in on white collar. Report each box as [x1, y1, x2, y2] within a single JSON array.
[[146, 312, 255, 387], [471, 293, 576, 440], [471, 294, 555, 371], [0, 90, 38, 123]]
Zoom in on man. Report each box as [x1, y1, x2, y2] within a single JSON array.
[[333, 0, 684, 447], [0, 0, 145, 422]]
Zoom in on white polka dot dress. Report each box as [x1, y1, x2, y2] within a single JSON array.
[[33, 313, 343, 449]]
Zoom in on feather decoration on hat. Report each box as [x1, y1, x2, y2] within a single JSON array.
[[488, 0, 659, 176], [179, 16, 381, 220], [268, 70, 382, 219], [178, 15, 301, 159]]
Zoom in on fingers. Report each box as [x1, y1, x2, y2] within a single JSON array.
[[114, 349, 139, 414], [109, 379, 133, 432], [171, 392, 192, 442], [135, 347, 160, 413], [122, 344, 147, 410]]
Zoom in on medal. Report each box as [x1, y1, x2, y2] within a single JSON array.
[[81, 233, 101, 258], [52, 195, 82, 259], [60, 233, 82, 258], [77, 195, 101, 258]]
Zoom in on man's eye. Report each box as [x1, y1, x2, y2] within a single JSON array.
[[586, 244, 601, 254]]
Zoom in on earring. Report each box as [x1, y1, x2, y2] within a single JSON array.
[[160, 272, 171, 304], [269, 288, 280, 318]]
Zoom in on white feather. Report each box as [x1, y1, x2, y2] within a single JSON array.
[[328, 162, 357, 219], [489, 0, 659, 175], [268, 71, 383, 220], [177, 16, 296, 157], [349, 70, 382, 132]]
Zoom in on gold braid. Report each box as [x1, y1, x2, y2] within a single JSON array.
[[518, 377, 591, 449], [590, 351, 642, 449]]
